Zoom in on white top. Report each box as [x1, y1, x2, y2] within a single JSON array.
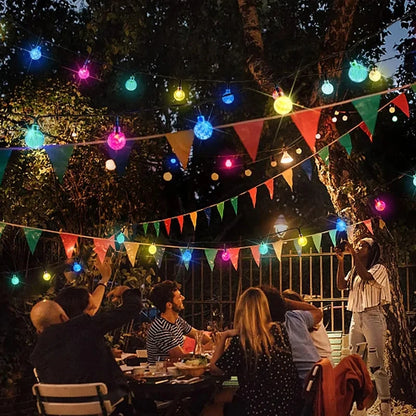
[[310, 321, 333, 364], [346, 263, 391, 312]]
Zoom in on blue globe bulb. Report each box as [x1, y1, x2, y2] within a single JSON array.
[[193, 115, 213, 140], [336, 218, 347, 232], [222, 88, 234, 104], [72, 262, 82, 273], [348, 61, 367, 83], [29, 46, 41, 60], [259, 243, 268, 255], [25, 124, 44, 148], [11, 274, 20, 285], [170, 157, 177, 165], [182, 250, 192, 262], [116, 233, 125, 244], [125, 76, 137, 91], [321, 80, 334, 95]]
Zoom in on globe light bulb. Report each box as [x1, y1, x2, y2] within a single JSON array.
[[221, 250, 230, 261], [42, 271, 51, 281], [332, 116, 338, 123], [270, 158, 278, 167], [412, 174, 416, 187], [72, 262, 82, 273], [222, 88, 234, 104], [315, 133, 321, 139], [336, 218, 347, 232], [125, 76, 137, 91], [342, 115, 348, 121], [107, 129, 126, 150], [211, 172, 219, 181], [321, 80, 334, 95], [182, 249, 192, 262], [105, 159, 116, 171], [244, 168, 252, 177], [298, 235, 308, 247], [225, 159, 233, 168], [389, 106, 396, 114], [193, 115, 213, 140], [173, 86, 185, 101], [163, 172, 173, 181], [116, 233, 125, 244], [374, 198, 386, 212], [259, 243, 268, 255], [25, 123, 44, 148], [392, 115, 398, 122], [273, 94, 293, 115], [280, 150, 293, 164], [348, 60, 367, 83], [29, 46, 41, 60], [78, 65, 90, 80], [148, 244, 157, 255], [295, 148, 302, 154], [369, 67, 381, 82], [11, 274, 20, 285]]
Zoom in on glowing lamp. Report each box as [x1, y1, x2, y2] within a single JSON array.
[[72, 261, 82, 273], [244, 168, 252, 177], [369, 67, 381, 82], [392, 115, 398, 122], [173, 86, 185, 101], [29, 46, 41, 60], [211, 172, 219, 181], [298, 235, 308, 247], [163, 172, 173, 181], [193, 115, 213, 140], [374, 198, 386, 212], [348, 61, 367, 83], [42, 271, 51, 281], [315, 133, 321, 139], [280, 150, 293, 164], [11, 274, 20, 285], [222, 88, 234, 104], [389, 106, 395, 114], [412, 174, 416, 187], [295, 148, 302, 154], [342, 115, 348, 121], [107, 120, 126, 150], [169, 157, 177, 165], [105, 159, 116, 171], [149, 244, 157, 255], [182, 249, 192, 262], [332, 116, 337, 123], [225, 159, 233, 168], [125, 76, 137, 91], [259, 243, 268, 255], [321, 80, 334, 95], [116, 233, 125, 244], [78, 65, 90, 80], [25, 123, 44, 148], [273, 94, 293, 115], [336, 218, 347, 232], [221, 250, 230, 261], [274, 215, 288, 236], [270, 158, 278, 167]]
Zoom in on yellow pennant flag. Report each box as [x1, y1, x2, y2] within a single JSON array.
[[165, 130, 194, 169], [124, 242, 140, 267], [282, 168, 293, 191]]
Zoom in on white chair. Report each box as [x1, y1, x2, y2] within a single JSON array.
[[32, 382, 115, 415]]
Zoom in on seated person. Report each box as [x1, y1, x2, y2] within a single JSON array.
[[208, 287, 301, 416], [146, 280, 211, 364]]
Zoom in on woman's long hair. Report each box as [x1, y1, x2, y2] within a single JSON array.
[[234, 287, 275, 359]]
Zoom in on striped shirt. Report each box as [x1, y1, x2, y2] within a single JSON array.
[[146, 316, 192, 364], [346, 263, 391, 312]]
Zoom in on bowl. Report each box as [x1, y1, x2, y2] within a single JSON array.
[[173, 363, 208, 377]]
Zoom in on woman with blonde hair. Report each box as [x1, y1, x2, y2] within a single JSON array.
[[209, 287, 301, 416]]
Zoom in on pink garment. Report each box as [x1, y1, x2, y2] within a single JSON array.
[[183, 336, 195, 353]]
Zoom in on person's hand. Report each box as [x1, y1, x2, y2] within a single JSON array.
[[334, 246, 344, 261], [219, 329, 238, 339], [95, 256, 112, 283], [107, 285, 130, 304]]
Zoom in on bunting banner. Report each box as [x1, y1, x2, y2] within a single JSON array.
[[93, 238, 112, 263], [228, 247, 240, 271], [45, 145, 74, 183], [177, 215, 184, 233], [339, 134, 352, 155], [301, 159, 313, 181], [164, 218, 171, 236], [230, 196, 238, 215], [359, 121, 373, 141], [282, 168, 293, 190], [154, 222, 160, 237], [293, 239, 302, 256], [153, 246, 165, 268], [379, 218, 386, 229], [391, 93, 410, 117], [190, 212, 197, 230], [60, 233, 78, 258], [124, 242, 140, 266], [0, 149, 12, 185], [248, 187, 257, 208], [143, 223, 148, 235], [272, 240, 283, 262], [217, 202, 224, 220], [312, 233, 322, 252], [328, 229, 337, 247], [204, 248, 218, 271], [107, 141, 134, 175], [165, 130, 194, 169], [204, 208, 211, 225], [108, 234, 116, 251], [352, 95, 381, 137], [363, 219, 373, 234], [250, 245, 260, 267], [291, 109, 321, 152], [233, 120, 264, 161], [264, 178, 274, 199], [23, 227, 42, 254], [318, 147, 329, 165], [0, 222, 6, 238]]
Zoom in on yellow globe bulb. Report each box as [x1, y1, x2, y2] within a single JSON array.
[[173, 87, 185, 101], [43, 272, 51, 281], [211, 172, 219, 181], [369, 68, 381, 82], [273, 95, 293, 115], [163, 172, 173, 181], [148, 244, 157, 255], [298, 236, 307, 247]]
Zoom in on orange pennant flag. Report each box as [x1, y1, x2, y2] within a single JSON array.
[[248, 187, 257, 207], [165, 130, 194, 169], [94, 238, 112, 263], [228, 247, 240, 270], [379, 218, 386, 229], [282, 169, 293, 190], [233, 120, 264, 161], [124, 242, 140, 267], [250, 245, 260, 267], [391, 93, 409, 117], [264, 178, 274, 199], [272, 241, 283, 262], [291, 109, 321, 152], [177, 215, 184, 233], [363, 219, 373, 234], [164, 218, 171, 236], [60, 233, 78, 258], [190, 212, 198, 230]]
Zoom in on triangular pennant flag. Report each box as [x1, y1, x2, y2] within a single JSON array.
[[233, 120, 264, 161], [264, 178, 274, 199], [154, 222, 160, 237], [312, 233, 322, 252], [107, 141, 134, 175], [352, 95, 381, 137], [180, 248, 193, 270], [217, 202, 224, 220], [45, 145, 74, 183], [363, 219, 373, 234], [0, 149, 12, 185], [108, 234, 116, 251], [293, 239, 302, 256], [391, 93, 409, 118], [250, 245, 260, 267], [164, 218, 171, 236], [412, 85, 416, 93], [301, 159, 313, 181], [143, 223, 148, 235], [204, 249, 218, 271], [204, 208, 211, 225], [248, 187, 257, 207], [339, 134, 352, 155], [379, 218, 386, 229], [60, 233, 78, 258], [291, 109, 321, 152], [0, 222, 5, 238], [272, 240, 283, 262], [177, 215, 184, 233], [124, 242, 140, 266], [282, 168, 293, 190], [93, 238, 112, 263], [359, 122, 373, 141], [318, 147, 329, 165], [228, 247, 240, 271], [153, 246, 165, 268], [23, 228, 42, 254], [230, 197, 238, 215], [165, 130, 194, 169], [346, 225, 355, 242], [328, 229, 337, 247], [190, 212, 198, 230]]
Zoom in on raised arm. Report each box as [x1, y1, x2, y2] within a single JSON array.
[[88, 256, 112, 315], [335, 244, 348, 291], [284, 298, 323, 326]]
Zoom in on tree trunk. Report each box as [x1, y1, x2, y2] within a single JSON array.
[[237, 0, 416, 404]]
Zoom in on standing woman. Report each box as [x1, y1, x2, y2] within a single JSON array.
[[208, 287, 301, 416], [336, 237, 391, 416]]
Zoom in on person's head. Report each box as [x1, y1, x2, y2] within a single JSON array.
[[30, 300, 69, 334], [149, 280, 184, 314], [55, 286, 94, 318], [281, 289, 304, 302], [234, 287, 274, 357], [259, 285, 286, 322], [355, 237, 381, 269]]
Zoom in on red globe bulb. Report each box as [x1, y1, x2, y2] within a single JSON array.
[[374, 199, 386, 212], [225, 159, 233, 168], [221, 250, 230, 261]]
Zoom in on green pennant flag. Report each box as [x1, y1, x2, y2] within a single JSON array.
[[204, 249, 217, 271], [339, 134, 352, 155], [412, 85, 416, 93], [143, 223, 148, 235], [0, 149, 12, 185], [328, 229, 337, 247], [311, 233, 322, 252], [23, 227, 42, 254], [45, 145, 74, 183], [217, 202, 224, 220], [154, 222, 160, 237], [352, 94, 381, 136], [230, 197, 238, 215], [318, 147, 329, 165], [0, 222, 5, 238]]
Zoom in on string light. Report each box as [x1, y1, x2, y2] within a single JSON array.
[[78, 64, 90, 80], [413, 174, 416, 187], [163, 172, 173, 181], [221, 249, 230, 261], [116, 232, 125, 244], [244, 167, 252, 177], [374, 198, 386, 212], [105, 159, 116, 171], [389, 106, 396, 113], [25, 122, 44, 148], [211, 172, 219, 181], [321, 80, 334, 95], [270, 157, 278, 167], [194, 115, 213, 140], [173, 82, 185, 101], [392, 115, 398, 122], [348, 61, 367, 83], [225, 158, 233, 168], [107, 118, 126, 150], [182, 249, 192, 262], [72, 261, 82, 273], [222, 88, 234, 104], [125, 75, 137, 91], [273, 94, 293, 115], [369, 66, 381, 82], [11, 274, 20, 286], [29, 46, 41, 60], [280, 150, 293, 164], [148, 243, 157, 255], [298, 233, 307, 247], [295, 148, 302, 154], [274, 215, 288, 236], [42, 271, 51, 281], [342, 114, 348, 121], [336, 218, 347, 232], [259, 242, 268, 255]]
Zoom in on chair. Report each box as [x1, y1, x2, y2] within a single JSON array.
[[32, 382, 115, 415]]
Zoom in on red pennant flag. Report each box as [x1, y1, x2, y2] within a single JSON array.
[[250, 245, 260, 267], [177, 215, 184, 233], [60, 233, 78, 258], [264, 178, 274, 199], [359, 122, 373, 142], [94, 238, 112, 263], [363, 219, 373, 234], [228, 247, 240, 270], [164, 218, 171, 236], [391, 93, 409, 118], [248, 187, 257, 207], [291, 109, 321, 152], [233, 120, 264, 161]]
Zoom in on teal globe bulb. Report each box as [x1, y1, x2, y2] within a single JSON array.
[[116, 233, 125, 244], [259, 243, 268, 255], [25, 124, 44, 148], [348, 61, 367, 83], [193, 115, 213, 140], [11, 274, 20, 286], [222, 88, 234, 104], [336, 218, 347, 232], [125, 76, 137, 91], [29, 46, 41, 60], [182, 249, 192, 262], [321, 80, 334, 95]]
